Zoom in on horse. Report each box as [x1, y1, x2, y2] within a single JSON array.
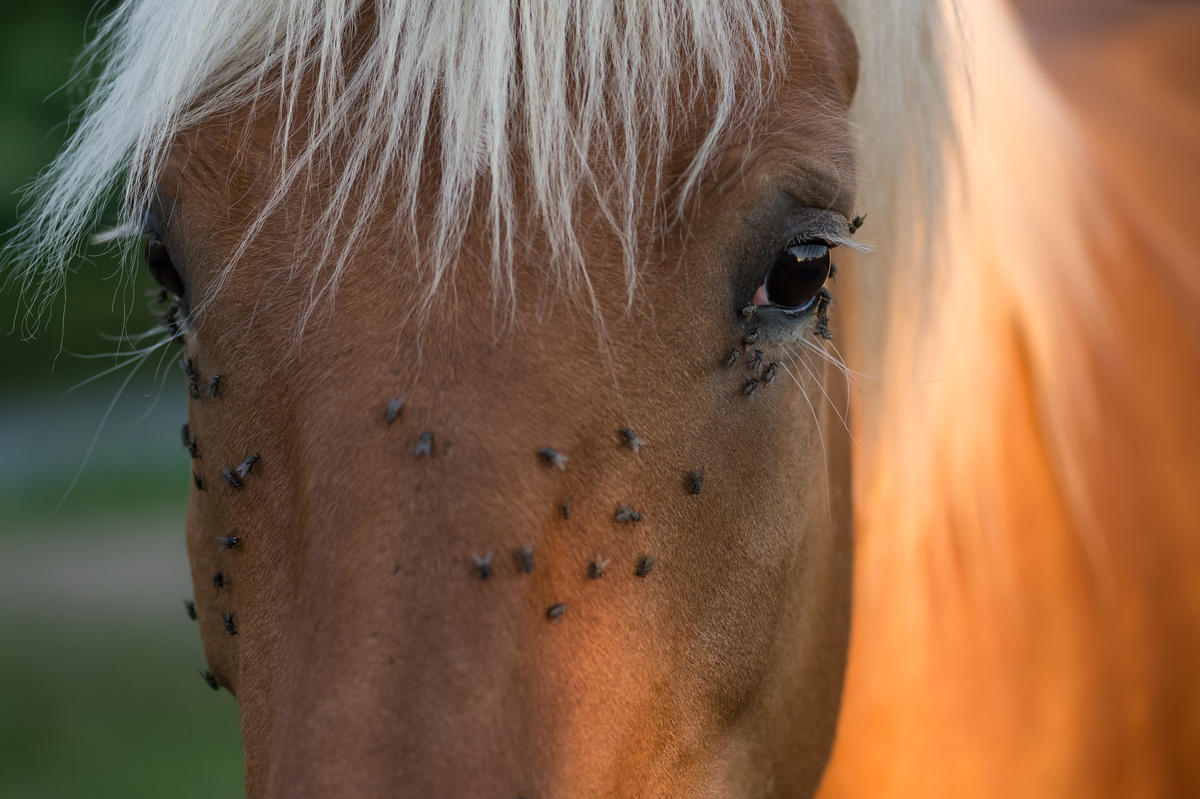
[[6, 0, 1199, 796]]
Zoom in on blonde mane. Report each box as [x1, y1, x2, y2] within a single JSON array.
[[7, 0, 794, 329], [825, 0, 1200, 794], [4, 0, 969, 330]]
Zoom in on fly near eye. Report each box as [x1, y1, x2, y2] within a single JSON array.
[[762, 242, 831, 310]]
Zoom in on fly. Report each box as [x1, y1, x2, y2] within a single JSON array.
[[615, 503, 643, 523], [234, 453, 259, 479], [516, 545, 534, 574], [538, 447, 568, 471], [221, 466, 242, 488], [386, 397, 405, 425], [472, 552, 494, 580], [618, 428, 646, 454]]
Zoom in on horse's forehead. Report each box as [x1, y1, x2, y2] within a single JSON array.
[[158, 0, 860, 258]]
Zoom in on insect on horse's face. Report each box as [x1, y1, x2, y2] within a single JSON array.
[[155, 2, 859, 796]]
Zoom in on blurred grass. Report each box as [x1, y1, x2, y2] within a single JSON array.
[[0, 381, 192, 529], [0, 620, 244, 799], [0, 1, 245, 795]]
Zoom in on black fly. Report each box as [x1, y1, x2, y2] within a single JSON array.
[[813, 287, 834, 341], [615, 503, 643, 523], [618, 428, 646, 454], [385, 397, 405, 425], [515, 545, 534, 574], [222, 612, 238, 636], [184, 599, 197, 620], [217, 535, 241, 553], [181, 355, 200, 399], [546, 603, 567, 623], [749, 350, 764, 374], [472, 552, 494, 580], [538, 447, 568, 471], [635, 555, 656, 578], [221, 466, 242, 488], [182, 424, 199, 459], [234, 453, 259, 479]]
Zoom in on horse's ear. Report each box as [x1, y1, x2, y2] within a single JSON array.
[[808, 0, 861, 105]]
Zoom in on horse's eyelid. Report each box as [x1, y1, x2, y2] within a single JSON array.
[[141, 208, 158, 236]]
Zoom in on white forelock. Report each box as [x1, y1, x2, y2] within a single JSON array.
[[7, 0, 957, 328]]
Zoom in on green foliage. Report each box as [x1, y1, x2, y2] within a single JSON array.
[[0, 0, 153, 392], [0, 620, 244, 798]]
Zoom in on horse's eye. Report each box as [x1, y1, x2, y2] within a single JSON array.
[[763, 243, 830, 310], [144, 212, 186, 299]]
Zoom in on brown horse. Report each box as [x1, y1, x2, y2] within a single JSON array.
[[7, 0, 1200, 796]]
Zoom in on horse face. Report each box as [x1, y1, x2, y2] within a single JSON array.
[[162, 2, 859, 796]]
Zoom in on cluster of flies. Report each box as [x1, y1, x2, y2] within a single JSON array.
[[387, 401, 704, 625], [177, 210, 863, 685], [175, 346, 259, 693], [725, 328, 780, 399]]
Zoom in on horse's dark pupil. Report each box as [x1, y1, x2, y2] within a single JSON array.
[[764, 244, 830, 309]]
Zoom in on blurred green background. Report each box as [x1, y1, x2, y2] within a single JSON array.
[[0, 1, 244, 796]]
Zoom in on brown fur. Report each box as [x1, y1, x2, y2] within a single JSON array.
[[173, 2, 862, 796]]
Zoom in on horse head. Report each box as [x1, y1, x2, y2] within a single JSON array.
[[142, 1, 862, 795]]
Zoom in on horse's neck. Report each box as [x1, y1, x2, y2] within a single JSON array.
[[824, 0, 1200, 795]]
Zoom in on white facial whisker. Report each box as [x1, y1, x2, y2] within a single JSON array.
[[784, 342, 864, 454], [56, 338, 159, 512], [778, 360, 835, 531], [64, 332, 175, 393]]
